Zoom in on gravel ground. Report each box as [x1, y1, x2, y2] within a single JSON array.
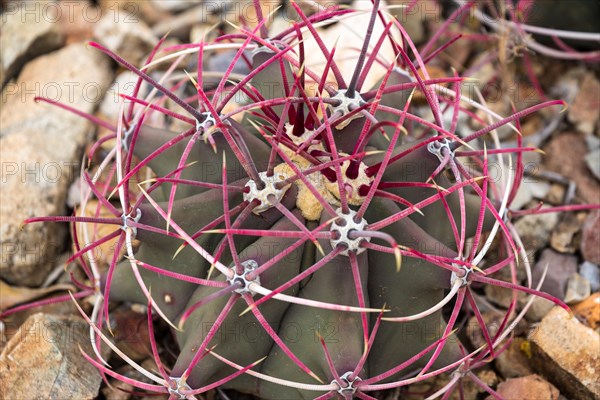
[[1, 1, 598, 399]]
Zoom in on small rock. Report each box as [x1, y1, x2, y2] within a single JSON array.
[[0, 44, 113, 286], [546, 183, 567, 205], [530, 307, 600, 400], [110, 307, 152, 362], [485, 250, 528, 286], [493, 375, 560, 400], [189, 23, 216, 44], [543, 132, 600, 204], [550, 211, 586, 254], [494, 337, 534, 379], [514, 210, 559, 263], [465, 312, 500, 349], [153, 3, 219, 40], [572, 293, 600, 331], [464, 311, 529, 350], [98, 70, 151, 123], [586, 135, 600, 150], [586, 149, 600, 180], [0, 279, 73, 312], [587, 134, 600, 150], [485, 283, 514, 309], [477, 369, 499, 392], [150, 0, 201, 12], [564, 273, 592, 305], [205, 49, 252, 77], [0, 313, 102, 399], [93, 11, 158, 66], [521, 113, 544, 137], [101, 379, 134, 400], [66, 177, 84, 209], [0, 291, 83, 350], [57, 1, 96, 45], [511, 180, 551, 211], [581, 210, 600, 265], [0, 2, 65, 85], [413, 368, 496, 400], [568, 72, 600, 135], [532, 248, 578, 300], [521, 294, 555, 322], [579, 261, 600, 292], [98, 0, 168, 27]]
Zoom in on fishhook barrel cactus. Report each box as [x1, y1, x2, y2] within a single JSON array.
[[12, 1, 592, 399]]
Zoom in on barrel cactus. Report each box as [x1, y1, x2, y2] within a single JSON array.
[[18, 1, 576, 398]]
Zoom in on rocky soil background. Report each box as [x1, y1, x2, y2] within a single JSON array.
[[0, 1, 598, 399]]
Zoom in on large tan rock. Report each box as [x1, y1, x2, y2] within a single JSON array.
[[0, 1, 65, 85], [0, 43, 113, 285], [493, 374, 559, 400], [543, 132, 600, 204], [530, 307, 600, 400], [568, 72, 600, 135], [93, 10, 158, 66], [581, 210, 600, 265], [494, 337, 534, 379], [0, 313, 102, 399]]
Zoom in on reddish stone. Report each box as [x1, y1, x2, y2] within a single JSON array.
[[581, 210, 600, 265]]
